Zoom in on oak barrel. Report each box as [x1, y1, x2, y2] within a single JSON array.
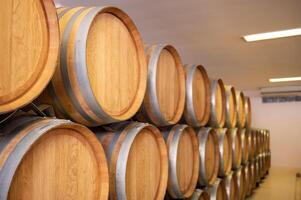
[[235, 91, 246, 128], [254, 158, 261, 185], [233, 167, 246, 200], [216, 128, 232, 177], [242, 164, 250, 198], [162, 125, 199, 198], [0, 115, 109, 200], [0, 0, 59, 113], [183, 64, 210, 127], [94, 122, 168, 200], [196, 128, 220, 186], [266, 151, 271, 172], [187, 189, 210, 200], [136, 44, 185, 126], [39, 7, 147, 127], [249, 129, 256, 161], [244, 96, 252, 128], [258, 154, 265, 179], [229, 128, 242, 170], [240, 129, 249, 164], [208, 80, 226, 128], [247, 129, 253, 161], [222, 172, 239, 200], [254, 129, 261, 157], [247, 162, 255, 195], [206, 179, 227, 200], [224, 86, 237, 128]]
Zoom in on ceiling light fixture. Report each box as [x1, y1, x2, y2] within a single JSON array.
[[243, 28, 301, 42], [269, 77, 301, 83]]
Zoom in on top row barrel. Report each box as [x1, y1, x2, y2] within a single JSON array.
[[0, 1, 251, 128], [40, 7, 148, 127], [0, 0, 59, 114]]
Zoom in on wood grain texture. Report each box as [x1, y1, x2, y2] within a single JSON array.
[[216, 181, 227, 200], [242, 164, 250, 199], [205, 131, 219, 183], [39, 7, 147, 126], [209, 79, 226, 128], [215, 83, 223, 124], [247, 163, 254, 196], [183, 64, 210, 127], [234, 168, 246, 200], [236, 91, 246, 128], [0, 0, 59, 113], [164, 125, 199, 198], [95, 122, 168, 200], [225, 86, 237, 128], [244, 96, 252, 128], [196, 128, 219, 187], [223, 129, 232, 175], [87, 12, 140, 116], [222, 172, 239, 200], [231, 128, 242, 169], [241, 129, 249, 164], [136, 44, 185, 126], [157, 49, 180, 121], [229, 176, 238, 200], [0, 116, 109, 200]]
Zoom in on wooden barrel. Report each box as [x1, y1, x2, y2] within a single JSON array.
[[229, 128, 242, 170], [222, 172, 239, 200], [257, 130, 263, 155], [255, 129, 261, 157], [263, 153, 269, 176], [240, 129, 249, 164], [249, 129, 257, 161], [263, 130, 269, 153], [39, 7, 147, 127], [0, 0, 59, 114], [187, 189, 210, 200], [247, 129, 254, 161], [266, 130, 270, 152], [208, 80, 226, 128], [206, 179, 227, 200], [247, 162, 255, 196], [196, 128, 219, 186], [162, 125, 199, 198], [254, 158, 261, 185], [216, 129, 232, 177], [259, 129, 265, 154], [244, 96, 252, 128], [183, 64, 210, 127], [0, 115, 109, 200], [94, 122, 168, 200], [233, 167, 246, 200], [258, 154, 266, 179], [242, 164, 250, 198], [266, 151, 271, 172], [135, 44, 185, 126], [224, 86, 237, 128], [235, 91, 246, 128]]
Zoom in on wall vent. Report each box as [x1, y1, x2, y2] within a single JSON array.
[[260, 86, 301, 103], [262, 95, 301, 103]]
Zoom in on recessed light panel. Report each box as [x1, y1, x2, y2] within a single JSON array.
[[243, 28, 301, 42], [269, 77, 301, 83]]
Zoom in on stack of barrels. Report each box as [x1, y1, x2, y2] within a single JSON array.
[[0, 0, 271, 200]]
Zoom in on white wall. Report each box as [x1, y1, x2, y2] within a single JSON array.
[[249, 95, 301, 167]]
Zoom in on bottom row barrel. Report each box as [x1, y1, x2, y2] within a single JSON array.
[[0, 115, 109, 200], [0, 115, 270, 200]]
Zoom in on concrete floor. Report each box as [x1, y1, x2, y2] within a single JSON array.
[[247, 167, 301, 200]]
